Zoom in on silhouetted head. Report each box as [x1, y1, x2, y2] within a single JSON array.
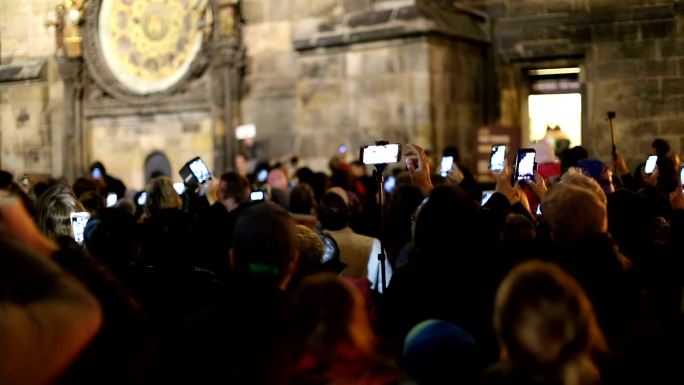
[[232, 203, 298, 287], [651, 138, 671, 157], [290, 183, 316, 215], [413, 186, 480, 264], [84, 208, 138, 274], [404, 320, 477, 385], [494, 261, 606, 382], [317, 190, 350, 231]]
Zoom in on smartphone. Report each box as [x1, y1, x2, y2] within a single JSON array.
[[384, 175, 396, 193], [536, 204, 543, 216], [173, 182, 185, 195], [179, 157, 212, 185], [514, 149, 537, 181], [644, 155, 658, 175], [339, 144, 347, 154], [440, 156, 454, 177], [137, 192, 147, 206], [481, 190, 495, 206], [92, 167, 103, 180], [360, 143, 402, 165], [680, 165, 684, 190], [256, 169, 269, 184], [106, 193, 117, 208], [250, 190, 266, 201], [70, 212, 91, 245], [490, 145, 507, 173]]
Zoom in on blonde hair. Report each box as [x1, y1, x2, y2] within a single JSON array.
[[37, 184, 85, 240], [560, 169, 607, 205], [542, 183, 607, 245], [495, 261, 607, 385], [141, 177, 182, 221]]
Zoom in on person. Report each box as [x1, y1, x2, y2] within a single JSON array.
[[576, 159, 615, 195], [140, 177, 182, 222], [443, 145, 479, 200], [403, 320, 477, 385], [89, 161, 127, 200], [194, 172, 252, 274], [483, 261, 607, 385], [177, 203, 299, 385], [381, 185, 498, 366], [0, 193, 102, 385], [541, 183, 633, 350], [318, 188, 392, 293], [289, 182, 318, 227], [36, 184, 86, 240], [276, 273, 405, 385]]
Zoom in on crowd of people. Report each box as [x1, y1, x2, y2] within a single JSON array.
[[1, 138, 684, 385]]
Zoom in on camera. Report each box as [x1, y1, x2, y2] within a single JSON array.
[[440, 156, 454, 177], [179, 157, 212, 186], [644, 155, 658, 175], [70, 212, 91, 245], [360, 142, 401, 165], [384, 175, 396, 193], [106, 193, 117, 208], [92, 167, 103, 180], [514, 149, 537, 181], [137, 192, 147, 206], [481, 190, 494, 206], [250, 190, 266, 201], [490, 145, 507, 173]]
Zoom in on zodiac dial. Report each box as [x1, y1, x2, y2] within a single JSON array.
[[95, 0, 210, 95]]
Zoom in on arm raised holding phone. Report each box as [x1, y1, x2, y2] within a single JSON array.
[[404, 144, 433, 196]]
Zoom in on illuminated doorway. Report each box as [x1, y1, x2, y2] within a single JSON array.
[[527, 67, 582, 154]]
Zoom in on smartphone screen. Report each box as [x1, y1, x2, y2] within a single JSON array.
[[189, 158, 212, 184], [361, 144, 401, 165], [137, 192, 147, 206], [515, 149, 537, 181], [106, 193, 117, 208], [384, 175, 396, 193], [680, 166, 684, 190], [92, 168, 103, 180], [490, 145, 506, 173], [339, 145, 347, 154], [250, 190, 266, 201], [481, 190, 495, 206], [440, 156, 454, 177], [536, 204, 543, 216], [256, 169, 269, 183], [70, 212, 91, 245], [644, 155, 658, 174], [173, 182, 185, 195]]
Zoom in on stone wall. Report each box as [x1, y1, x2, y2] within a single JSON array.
[[0, 0, 63, 178], [242, 0, 488, 170], [457, 0, 684, 168], [89, 112, 214, 190]]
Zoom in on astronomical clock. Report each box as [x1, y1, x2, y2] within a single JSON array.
[[82, 0, 214, 102]]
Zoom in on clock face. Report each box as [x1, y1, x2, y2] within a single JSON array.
[[97, 0, 206, 95]]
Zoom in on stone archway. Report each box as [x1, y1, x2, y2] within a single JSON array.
[[144, 151, 172, 183]]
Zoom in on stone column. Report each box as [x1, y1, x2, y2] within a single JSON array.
[[56, 57, 85, 181], [207, 43, 245, 175]]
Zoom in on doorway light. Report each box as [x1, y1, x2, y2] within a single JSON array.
[[528, 67, 581, 76]]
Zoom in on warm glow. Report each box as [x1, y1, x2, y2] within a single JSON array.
[[528, 67, 581, 76], [528, 93, 582, 147]]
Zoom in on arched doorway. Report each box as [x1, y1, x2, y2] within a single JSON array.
[[144, 151, 172, 183]]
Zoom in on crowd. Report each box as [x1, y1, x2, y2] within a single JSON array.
[[1, 138, 684, 385]]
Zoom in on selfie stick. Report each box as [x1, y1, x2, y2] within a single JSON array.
[[373, 162, 388, 293]]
